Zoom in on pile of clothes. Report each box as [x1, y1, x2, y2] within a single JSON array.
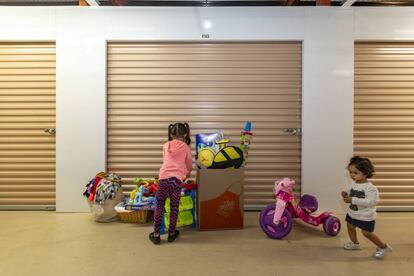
[[83, 172, 122, 204]]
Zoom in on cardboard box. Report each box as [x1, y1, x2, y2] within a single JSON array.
[[196, 168, 244, 230]]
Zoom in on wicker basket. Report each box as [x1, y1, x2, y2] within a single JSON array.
[[117, 210, 149, 223], [115, 202, 153, 223]]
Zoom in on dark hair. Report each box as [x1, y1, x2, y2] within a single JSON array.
[[168, 122, 191, 145], [348, 156, 375, 178]]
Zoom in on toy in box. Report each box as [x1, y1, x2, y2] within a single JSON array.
[[195, 122, 253, 170]]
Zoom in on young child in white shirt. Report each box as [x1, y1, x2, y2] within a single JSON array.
[[342, 156, 393, 259]]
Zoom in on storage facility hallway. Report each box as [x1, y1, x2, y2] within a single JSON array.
[[2, 3, 414, 276]]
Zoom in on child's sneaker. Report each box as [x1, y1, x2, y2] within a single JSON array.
[[149, 232, 161, 245], [167, 230, 180, 243], [373, 244, 393, 259], [343, 242, 361, 250]]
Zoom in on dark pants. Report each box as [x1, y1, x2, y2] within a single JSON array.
[[153, 177, 182, 234], [346, 214, 375, 232]]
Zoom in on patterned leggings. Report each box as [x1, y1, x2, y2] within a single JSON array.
[[153, 177, 182, 234]]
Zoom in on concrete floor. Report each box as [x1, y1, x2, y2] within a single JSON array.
[[0, 212, 413, 276]]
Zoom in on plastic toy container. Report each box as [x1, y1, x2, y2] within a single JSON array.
[[160, 189, 197, 234]]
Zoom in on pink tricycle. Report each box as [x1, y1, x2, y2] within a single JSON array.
[[259, 177, 341, 239]]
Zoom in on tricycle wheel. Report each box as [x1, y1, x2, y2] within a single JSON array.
[[259, 203, 293, 239], [323, 215, 341, 236]]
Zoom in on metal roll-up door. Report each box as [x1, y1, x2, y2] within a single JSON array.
[[107, 42, 302, 209], [0, 42, 56, 210], [355, 42, 414, 211]]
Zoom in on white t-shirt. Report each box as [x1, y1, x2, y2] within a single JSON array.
[[346, 181, 379, 221]]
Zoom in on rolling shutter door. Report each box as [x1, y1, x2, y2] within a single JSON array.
[[107, 42, 302, 209], [0, 42, 56, 210], [355, 42, 414, 211]]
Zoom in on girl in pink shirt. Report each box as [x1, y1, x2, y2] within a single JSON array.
[[149, 122, 192, 245]]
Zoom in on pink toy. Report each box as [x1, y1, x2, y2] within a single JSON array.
[[259, 177, 341, 239], [272, 178, 294, 225]]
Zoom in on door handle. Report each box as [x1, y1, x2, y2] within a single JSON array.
[[44, 128, 56, 135], [283, 128, 301, 135]]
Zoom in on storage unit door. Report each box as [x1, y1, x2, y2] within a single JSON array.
[[355, 42, 414, 211], [0, 42, 56, 210], [107, 42, 302, 209]]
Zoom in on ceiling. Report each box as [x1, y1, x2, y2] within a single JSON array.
[[0, 0, 414, 6]]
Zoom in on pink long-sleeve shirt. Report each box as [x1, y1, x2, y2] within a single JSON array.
[[159, 139, 193, 181]]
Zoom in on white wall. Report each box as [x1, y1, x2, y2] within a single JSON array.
[[355, 7, 414, 41], [55, 9, 106, 212], [0, 7, 413, 212], [302, 8, 353, 213]]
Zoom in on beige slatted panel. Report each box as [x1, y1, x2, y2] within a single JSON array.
[[355, 42, 414, 211], [107, 42, 302, 209], [0, 42, 55, 210]]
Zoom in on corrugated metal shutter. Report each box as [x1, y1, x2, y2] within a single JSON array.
[[107, 42, 302, 209], [355, 42, 414, 211], [0, 42, 56, 210]]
